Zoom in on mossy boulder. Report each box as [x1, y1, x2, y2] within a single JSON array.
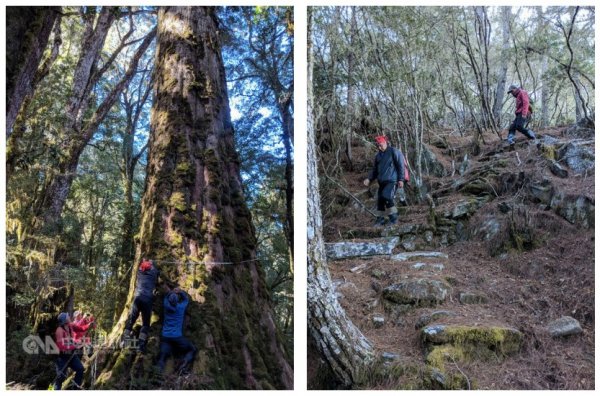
[[421, 324, 522, 390], [421, 324, 523, 356]]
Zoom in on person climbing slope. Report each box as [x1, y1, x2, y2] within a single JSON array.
[[54, 312, 92, 390], [121, 258, 160, 353], [363, 135, 407, 226], [507, 84, 536, 148], [157, 288, 197, 375]]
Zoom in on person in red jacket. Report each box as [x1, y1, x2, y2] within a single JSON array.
[[54, 312, 92, 390], [72, 311, 95, 357], [507, 84, 536, 148]]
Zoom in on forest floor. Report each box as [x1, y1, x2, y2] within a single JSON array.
[[309, 126, 594, 390]]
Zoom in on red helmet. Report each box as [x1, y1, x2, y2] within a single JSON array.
[[139, 260, 152, 271], [375, 135, 387, 144]]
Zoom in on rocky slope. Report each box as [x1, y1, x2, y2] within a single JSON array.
[[312, 126, 594, 390]]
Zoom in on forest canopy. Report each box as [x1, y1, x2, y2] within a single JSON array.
[[6, 5, 293, 390]]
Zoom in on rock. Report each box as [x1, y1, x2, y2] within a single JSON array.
[[563, 118, 595, 139], [412, 262, 444, 271], [371, 268, 386, 279], [424, 230, 434, 243], [391, 251, 448, 261], [421, 324, 523, 356], [421, 145, 446, 177], [373, 315, 385, 328], [415, 310, 456, 329], [471, 215, 500, 241], [550, 192, 594, 229], [401, 235, 417, 251], [428, 367, 447, 388], [439, 197, 489, 220], [557, 140, 594, 174], [397, 223, 419, 234], [371, 281, 382, 293], [546, 316, 582, 337], [381, 352, 400, 362], [383, 278, 450, 306], [529, 179, 554, 205], [549, 161, 568, 178], [325, 237, 399, 260], [350, 263, 367, 273], [459, 292, 488, 304], [455, 221, 468, 241]]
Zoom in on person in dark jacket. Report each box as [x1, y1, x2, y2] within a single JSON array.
[[507, 84, 536, 148], [122, 259, 160, 353], [363, 135, 406, 226], [54, 312, 91, 390], [157, 289, 197, 374]]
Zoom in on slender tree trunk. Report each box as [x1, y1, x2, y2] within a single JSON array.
[[493, 7, 511, 127], [280, 103, 294, 263], [6, 6, 60, 137], [307, 9, 374, 389], [573, 72, 584, 122], [95, 7, 292, 390], [344, 6, 357, 171]]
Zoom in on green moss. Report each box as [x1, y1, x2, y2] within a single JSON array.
[[169, 192, 187, 211], [540, 144, 556, 160]]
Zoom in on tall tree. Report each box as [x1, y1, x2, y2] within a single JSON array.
[[307, 8, 374, 388], [35, 7, 156, 234], [95, 7, 292, 389], [6, 6, 60, 137]]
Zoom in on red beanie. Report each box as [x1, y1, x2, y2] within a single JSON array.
[[140, 260, 152, 271], [375, 135, 387, 144]]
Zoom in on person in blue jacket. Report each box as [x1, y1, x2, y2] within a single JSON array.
[[363, 135, 407, 226], [157, 288, 197, 374]]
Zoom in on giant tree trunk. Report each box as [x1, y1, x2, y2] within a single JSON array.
[[6, 6, 60, 137], [307, 9, 374, 389], [94, 7, 292, 390]]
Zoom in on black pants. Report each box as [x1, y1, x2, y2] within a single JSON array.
[[125, 295, 153, 339], [158, 336, 197, 373], [508, 115, 535, 144], [55, 353, 83, 390], [377, 181, 397, 212]]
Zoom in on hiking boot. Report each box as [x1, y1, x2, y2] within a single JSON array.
[[509, 142, 515, 152], [120, 330, 132, 349], [388, 214, 398, 225], [374, 217, 387, 226]]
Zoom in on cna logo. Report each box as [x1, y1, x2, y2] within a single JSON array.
[[22, 335, 60, 354]]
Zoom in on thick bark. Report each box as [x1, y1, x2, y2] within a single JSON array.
[[6, 6, 60, 137], [307, 9, 374, 388], [95, 7, 292, 390], [279, 100, 294, 262]]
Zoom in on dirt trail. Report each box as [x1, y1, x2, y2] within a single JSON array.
[[314, 128, 594, 390]]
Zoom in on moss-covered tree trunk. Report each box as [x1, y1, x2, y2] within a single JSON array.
[[307, 9, 374, 388], [6, 6, 60, 137], [94, 7, 292, 390]]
